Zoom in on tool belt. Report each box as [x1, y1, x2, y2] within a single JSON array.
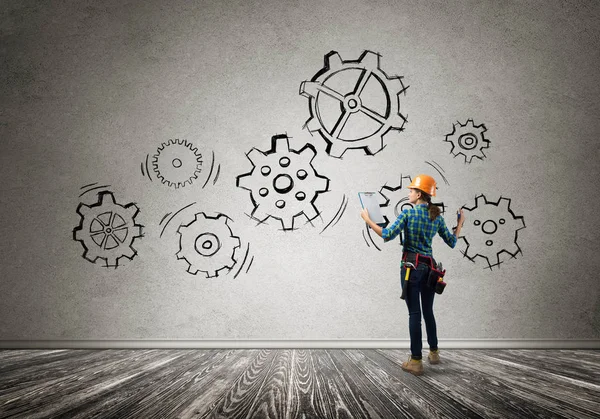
[[402, 251, 448, 295]]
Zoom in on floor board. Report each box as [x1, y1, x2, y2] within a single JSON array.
[[0, 349, 598, 418]]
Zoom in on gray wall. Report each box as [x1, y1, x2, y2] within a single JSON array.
[[1, 0, 599, 341]]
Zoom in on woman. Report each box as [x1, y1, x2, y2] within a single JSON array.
[[360, 174, 465, 376]]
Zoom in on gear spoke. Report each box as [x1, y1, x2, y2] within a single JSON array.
[[314, 83, 345, 102], [353, 69, 372, 96], [332, 111, 351, 139], [359, 105, 386, 125]]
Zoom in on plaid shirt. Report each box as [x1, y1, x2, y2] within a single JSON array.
[[382, 204, 457, 256]]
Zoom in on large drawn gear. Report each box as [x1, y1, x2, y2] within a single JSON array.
[[152, 139, 203, 188], [236, 134, 330, 231], [460, 194, 525, 269], [73, 191, 143, 268], [444, 119, 490, 163], [176, 212, 241, 277], [300, 50, 408, 158]]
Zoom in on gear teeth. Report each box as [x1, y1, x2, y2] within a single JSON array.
[[100, 192, 116, 205], [388, 112, 407, 128], [246, 148, 266, 165], [498, 197, 510, 212], [326, 51, 344, 71], [361, 50, 380, 69], [363, 136, 384, 155], [77, 204, 91, 216], [305, 117, 321, 133], [125, 204, 139, 217], [237, 173, 252, 190], [300, 81, 320, 98], [303, 205, 318, 221], [121, 246, 135, 259], [273, 136, 291, 153], [475, 194, 486, 208], [316, 175, 329, 192], [328, 141, 346, 158]]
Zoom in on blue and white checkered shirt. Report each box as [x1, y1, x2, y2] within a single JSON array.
[[382, 204, 457, 256]]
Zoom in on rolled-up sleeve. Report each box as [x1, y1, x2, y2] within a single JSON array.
[[437, 216, 457, 248], [382, 212, 406, 243]]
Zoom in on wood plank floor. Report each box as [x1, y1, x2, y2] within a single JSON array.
[[0, 349, 598, 418]]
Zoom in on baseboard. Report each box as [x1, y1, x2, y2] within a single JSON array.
[[0, 339, 599, 349]]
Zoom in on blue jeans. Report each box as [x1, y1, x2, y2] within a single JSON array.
[[400, 262, 438, 359]]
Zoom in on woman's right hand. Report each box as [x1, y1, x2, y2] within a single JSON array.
[[457, 208, 465, 226]]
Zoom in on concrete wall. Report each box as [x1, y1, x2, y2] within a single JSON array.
[[1, 0, 599, 341]]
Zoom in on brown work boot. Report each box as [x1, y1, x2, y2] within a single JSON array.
[[401, 355, 424, 376], [428, 349, 440, 364]]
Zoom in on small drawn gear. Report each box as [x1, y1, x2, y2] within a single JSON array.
[[176, 212, 241, 277], [460, 194, 525, 269], [236, 134, 330, 230], [152, 139, 203, 188], [300, 50, 408, 158], [73, 191, 143, 268], [444, 119, 490, 163]]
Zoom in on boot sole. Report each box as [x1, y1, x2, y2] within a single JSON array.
[[401, 365, 424, 376]]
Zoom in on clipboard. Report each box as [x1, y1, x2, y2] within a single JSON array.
[[358, 192, 386, 227]]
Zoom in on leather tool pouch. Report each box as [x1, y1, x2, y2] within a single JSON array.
[[427, 265, 446, 293]]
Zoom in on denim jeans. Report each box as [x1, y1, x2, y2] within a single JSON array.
[[400, 261, 438, 359]]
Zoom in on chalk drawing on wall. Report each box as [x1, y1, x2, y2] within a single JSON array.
[[320, 194, 348, 234], [424, 160, 450, 186], [444, 119, 490, 163], [73, 190, 144, 268], [176, 212, 241, 277], [236, 134, 330, 231], [363, 174, 446, 251], [78, 182, 112, 198], [459, 194, 525, 269], [149, 139, 205, 188], [300, 50, 408, 158]]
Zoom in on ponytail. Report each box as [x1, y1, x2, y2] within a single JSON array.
[[421, 192, 441, 221]]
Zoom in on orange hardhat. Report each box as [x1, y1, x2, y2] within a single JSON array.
[[407, 174, 437, 196]]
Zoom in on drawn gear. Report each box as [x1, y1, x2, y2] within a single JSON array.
[[444, 119, 490, 163], [407, 174, 437, 196], [73, 191, 143, 268], [460, 194, 525, 269], [236, 134, 330, 230], [176, 212, 241, 277], [152, 139, 203, 188], [300, 50, 407, 158]]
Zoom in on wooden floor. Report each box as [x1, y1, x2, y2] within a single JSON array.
[[0, 349, 598, 418]]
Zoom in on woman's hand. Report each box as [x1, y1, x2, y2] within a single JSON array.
[[457, 208, 465, 226], [360, 208, 370, 222]]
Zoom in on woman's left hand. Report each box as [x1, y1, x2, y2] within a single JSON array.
[[360, 208, 370, 222]]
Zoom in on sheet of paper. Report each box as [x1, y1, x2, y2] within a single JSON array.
[[358, 192, 385, 225]]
